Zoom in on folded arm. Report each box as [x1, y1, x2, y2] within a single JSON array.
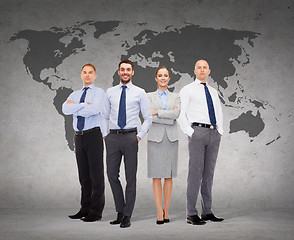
[[152, 115, 175, 125], [62, 93, 84, 115], [157, 94, 181, 120], [77, 89, 105, 118]]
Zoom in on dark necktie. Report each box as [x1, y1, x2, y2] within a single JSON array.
[[118, 85, 127, 129], [77, 87, 89, 131], [201, 82, 216, 127]]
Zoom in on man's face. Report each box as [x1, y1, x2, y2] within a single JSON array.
[[194, 60, 211, 82], [81, 66, 97, 86], [118, 63, 134, 84]]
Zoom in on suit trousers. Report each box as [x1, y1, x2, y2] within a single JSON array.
[[74, 127, 105, 216], [105, 131, 138, 217], [186, 126, 221, 216]]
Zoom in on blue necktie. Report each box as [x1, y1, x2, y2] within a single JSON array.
[[118, 85, 127, 129], [201, 83, 216, 127], [77, 87, 89, 131]]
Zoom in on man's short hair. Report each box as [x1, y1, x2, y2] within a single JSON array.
[[118, 60, 134, 70], [81, 63, 96, 72]]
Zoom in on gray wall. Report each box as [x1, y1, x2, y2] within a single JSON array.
[[0, 0, 293, 211]]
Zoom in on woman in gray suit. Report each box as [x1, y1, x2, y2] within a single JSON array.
[[147, 66, 181, 224]]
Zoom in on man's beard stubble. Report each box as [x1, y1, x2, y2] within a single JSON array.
[[120, 78, 131, 84]]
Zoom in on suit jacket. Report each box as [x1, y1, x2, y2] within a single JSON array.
[[147, 90, 181, 143]]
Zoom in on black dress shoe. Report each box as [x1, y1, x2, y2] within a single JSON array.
[[81, 213, 102, 222], [201, 213, 224, 222], [187, 215, 206, 225], [120, 216, 131, 228], [68, 210, 89, 219], [110, 212, 123, 225]]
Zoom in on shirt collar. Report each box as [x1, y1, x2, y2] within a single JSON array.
[[83, 83, 94, 90], [195, 78, 208, 86], [157, 89, 168, 96], [119, 81, 133, 89]]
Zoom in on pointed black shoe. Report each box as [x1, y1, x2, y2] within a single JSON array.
[[201, 213, 224, 222], [68, 210, 89, 219], [156, 210, 164, 225], [81, 213, 102, 222], [156, 220, 164, 224], [187, 215, 206, 225], [120, 216, 131, 228], [110, 212, 123, 225], [163, 210, 170, 223]]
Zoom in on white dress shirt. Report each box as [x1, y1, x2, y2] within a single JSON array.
[[178, 78, 223, 136], [101, 81, 152, 139]]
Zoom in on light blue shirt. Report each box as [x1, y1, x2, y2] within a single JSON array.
[[101, 81, 152, 139], [157, 89, 168, 110], [62, 84, 105, 131]]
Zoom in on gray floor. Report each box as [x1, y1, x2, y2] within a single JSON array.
[[0, 208, 293, 240]]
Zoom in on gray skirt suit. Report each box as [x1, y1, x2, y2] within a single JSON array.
[[147, 91, 181, 178]]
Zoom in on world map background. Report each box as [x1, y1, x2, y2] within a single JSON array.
[[0, 0, 293, 212], [9, 21, 265, 150]]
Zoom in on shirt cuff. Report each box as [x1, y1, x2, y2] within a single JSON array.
[[102, 129, 109, 138], [187, 127, 194, 137], [137, 131, 146, 140], [182, 126, 194, 137], [217, 128, 223, 135]]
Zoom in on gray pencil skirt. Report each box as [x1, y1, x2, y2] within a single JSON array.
[[147, 131, 178, 178]]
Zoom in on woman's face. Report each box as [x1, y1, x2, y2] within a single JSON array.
[[155, 68, 170, 88]]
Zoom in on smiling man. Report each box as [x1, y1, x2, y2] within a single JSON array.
[[178, 59, 224, 225], [101, 60, 152, 228], [62, 63, 105, 222]]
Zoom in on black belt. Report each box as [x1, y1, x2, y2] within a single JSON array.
[[192, 122, 217, 129], [110, 128, 137, 134], [75, 127, 100, 135]]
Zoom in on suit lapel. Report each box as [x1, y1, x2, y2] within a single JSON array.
[[166, 90, 172, 110], [154, 91, 163, 109]]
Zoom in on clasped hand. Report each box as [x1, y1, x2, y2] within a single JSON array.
[[67, 100, 91, 105]]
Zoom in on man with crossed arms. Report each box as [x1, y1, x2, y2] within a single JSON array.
[[62, 63, 105, 222], [101, 60, 152, 228], [178, 59, 224, 225]]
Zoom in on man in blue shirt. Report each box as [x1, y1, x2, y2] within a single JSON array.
[[62, 63, 105, 222], [101, 60, 152, 228]]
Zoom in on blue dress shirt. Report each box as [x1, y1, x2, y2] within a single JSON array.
[[101, 82, 152, 139], [157, 89, 168, 110], [62, 84, 105, 131]]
